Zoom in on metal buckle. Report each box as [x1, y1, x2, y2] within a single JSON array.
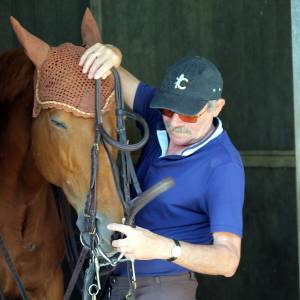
[[80, 232, 100, 249]]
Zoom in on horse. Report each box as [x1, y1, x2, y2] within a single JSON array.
[[0, 9, 124, 299]]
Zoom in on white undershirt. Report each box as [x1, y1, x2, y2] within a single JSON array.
[[156, 118, 224, 157]]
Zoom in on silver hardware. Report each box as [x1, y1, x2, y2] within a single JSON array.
[[94, 256, 101, 291], [130, 259, 137, 289], [92, 245, 125, 267], [83, 259, 95, 300], [89, 283, 99, 298], [98, 257, 128, 268], [80, 232, 100, 249]]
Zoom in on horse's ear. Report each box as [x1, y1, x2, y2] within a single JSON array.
[[10, 16, 50, 69], [81, 8, 102, 47]]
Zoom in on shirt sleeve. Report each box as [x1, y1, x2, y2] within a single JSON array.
[[205, 162, 245, 237], [133, 82, 157, 122]]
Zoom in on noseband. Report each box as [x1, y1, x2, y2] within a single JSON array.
[[64, 69, 174, 300]]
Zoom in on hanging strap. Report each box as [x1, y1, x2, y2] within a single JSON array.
[[64, 247, 89, 300], [0, 234, 29, 300]]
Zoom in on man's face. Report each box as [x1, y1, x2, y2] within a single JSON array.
[[162, 99, 225, 147]]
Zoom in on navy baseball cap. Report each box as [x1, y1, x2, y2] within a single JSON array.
[[150, 56, 223, 115]]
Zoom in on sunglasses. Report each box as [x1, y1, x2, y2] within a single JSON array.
[[160, 108, 207, 123]]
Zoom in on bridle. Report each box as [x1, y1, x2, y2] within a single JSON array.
[[0, 236, 29, 300], [64, 68, 174, 300]]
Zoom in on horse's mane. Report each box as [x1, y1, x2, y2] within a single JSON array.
[[0, 49, 34, 136], [0, 48, 34, 104]]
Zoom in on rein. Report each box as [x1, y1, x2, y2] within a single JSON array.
[[0, 234, 29, 300], [64, 68, 174, 300]]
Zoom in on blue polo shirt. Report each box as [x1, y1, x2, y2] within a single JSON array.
[[116, 83, 245, 276]]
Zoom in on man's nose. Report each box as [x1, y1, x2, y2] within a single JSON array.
[[169, 113, 183, 126]]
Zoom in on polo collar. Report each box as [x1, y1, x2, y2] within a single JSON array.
[[156, 118, 223, 157]]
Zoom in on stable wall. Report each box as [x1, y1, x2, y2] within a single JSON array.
[[98, 1, 298, 299], [0, 1, 297, 299], [0, 0, 89, 50]]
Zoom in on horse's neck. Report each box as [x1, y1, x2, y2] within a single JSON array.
[[0, 93, 50, 230], [16, 150, 49, 205]]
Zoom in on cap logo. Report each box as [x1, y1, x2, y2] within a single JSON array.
[[174, 73, 189, 90]]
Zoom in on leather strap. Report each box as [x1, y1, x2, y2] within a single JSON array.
[[0, 234, 29, 300], [64, 247, 89, 300], [166, 239, 181, 262]]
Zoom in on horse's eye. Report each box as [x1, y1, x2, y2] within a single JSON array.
[[50, 118, 67, 130]]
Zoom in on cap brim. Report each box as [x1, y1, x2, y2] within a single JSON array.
[[150, 90, 208, 116]]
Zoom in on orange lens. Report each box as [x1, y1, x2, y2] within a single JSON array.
[[160, 109, 174, 118], [178, 115, 198, 123], [160, 109, 198, 123]]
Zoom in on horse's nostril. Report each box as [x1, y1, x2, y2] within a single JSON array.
[[111, 231, 124, 241]]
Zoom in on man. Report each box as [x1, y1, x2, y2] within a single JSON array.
[[79, 43, 245, 299]]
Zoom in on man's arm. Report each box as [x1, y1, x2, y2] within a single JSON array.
[[107, 223, 241, 277], [117, 67, 140, 110], [79, 42, 139, 110], [174, 232, 241, 277]]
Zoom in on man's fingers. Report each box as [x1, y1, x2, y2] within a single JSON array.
[[102, 70, 112, 80], [112, 238, 129, 248], [82, 52, 99, 74], [79, 43, 121, 81], [79, 42, 103, 66], [94, 60, 115, 80], [82, 45, 107, 73], [88, 56, 108, 79], [124, 253, 136, 260], [118, 249, 135, 259], [107, 223, 134, 236]]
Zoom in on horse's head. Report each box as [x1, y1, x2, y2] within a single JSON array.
[[10, 10, 124, 254]]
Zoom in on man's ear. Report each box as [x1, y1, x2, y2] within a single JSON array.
[[213, 98, 225, 117]]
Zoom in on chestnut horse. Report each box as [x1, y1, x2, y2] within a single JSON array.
[[0, 9, 124, 299]]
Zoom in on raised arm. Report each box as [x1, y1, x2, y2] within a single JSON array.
[[79, 42, 139, 110]]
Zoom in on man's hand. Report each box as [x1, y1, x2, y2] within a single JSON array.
[[107, 224, 241, 276], [79, 42, 122, 80], [107, 223, 173, 260]]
